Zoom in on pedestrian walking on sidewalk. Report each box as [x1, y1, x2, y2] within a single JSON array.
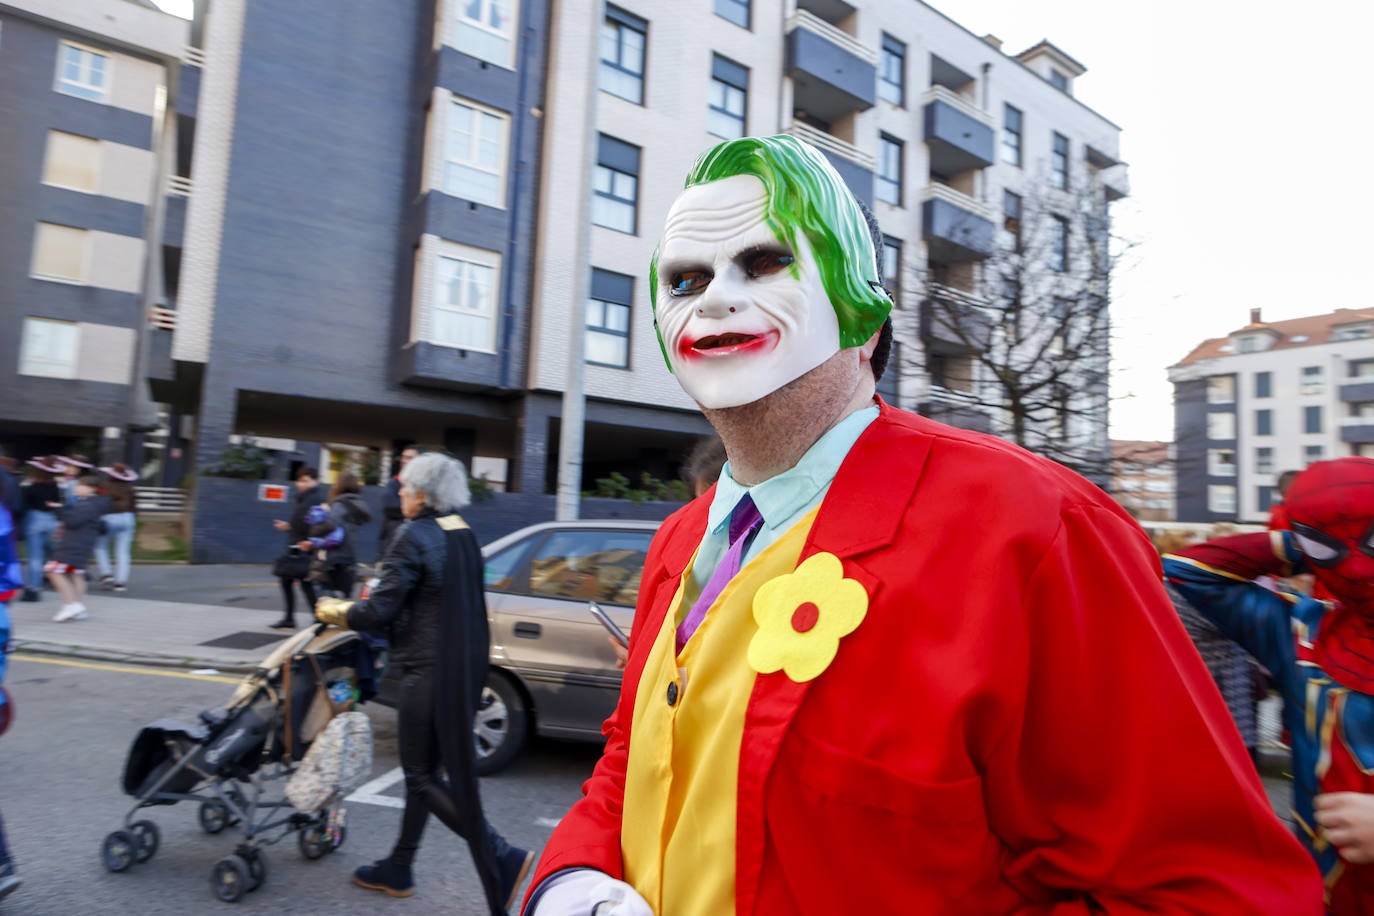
[[18, 457, 62, 603], [47, 475, 109, 622], [299, 472, 372, 598], [0, 487, 23, 900], [315, 453, 533, 913], [269, 467, 324, 630], [94, 463, 139, 592]]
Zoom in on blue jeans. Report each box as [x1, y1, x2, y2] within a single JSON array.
[[22, 511, 58, 590], [94, 512, 136, 583]]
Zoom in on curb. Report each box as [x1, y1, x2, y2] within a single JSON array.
[[12, 639, 260, 675]]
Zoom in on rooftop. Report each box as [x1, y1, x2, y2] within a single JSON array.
[[1173, 307, 1374, 366]]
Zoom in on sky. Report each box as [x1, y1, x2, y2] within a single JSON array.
[[151, 0, 1373, 442]]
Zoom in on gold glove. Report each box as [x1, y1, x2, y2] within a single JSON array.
[[314, 597, 355, 629]]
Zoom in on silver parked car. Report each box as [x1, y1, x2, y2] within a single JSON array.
[[475, 519, 659, 774]]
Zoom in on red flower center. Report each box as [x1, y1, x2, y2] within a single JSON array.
[[791, 601, 820, 633]]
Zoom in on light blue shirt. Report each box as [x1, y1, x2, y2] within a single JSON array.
[[687, 405, 879, 600]]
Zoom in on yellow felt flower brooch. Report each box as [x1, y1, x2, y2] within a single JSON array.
[[747, 552, 868, 682]]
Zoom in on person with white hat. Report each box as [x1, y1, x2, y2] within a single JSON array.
[[94, 463, 139, 592], [19, 458, 63, 602]]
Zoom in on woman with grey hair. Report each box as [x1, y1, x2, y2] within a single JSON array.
[[316, 453, 532, 912]]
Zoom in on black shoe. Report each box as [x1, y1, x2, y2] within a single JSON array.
[[352, 860, 413, 898], [98, 575, 115, 589], [497, 846, 535, 911], [20, 589, 40, 602], [268, 619, 296, 630], [112, 581, 127, 592]]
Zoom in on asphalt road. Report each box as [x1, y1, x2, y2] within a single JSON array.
[[102, 564, 338, 616], [0, 654, 600, 915]]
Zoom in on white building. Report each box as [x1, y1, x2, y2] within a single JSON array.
[[1168, 307, 1374, 522]]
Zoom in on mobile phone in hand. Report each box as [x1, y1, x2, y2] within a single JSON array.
[[588, 601, 629, 649]]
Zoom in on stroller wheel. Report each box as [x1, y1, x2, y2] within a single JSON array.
[[210, 855, 250, 903], [102, 830, 138, 873], [130, 820, 160, 863], [199, 801, 230, 835], [329, 825, 347, 853], [298, 824, 328, 860], [242, 849, 268, 892]]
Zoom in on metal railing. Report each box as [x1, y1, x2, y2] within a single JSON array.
[[783, 122, 875, 169], [920, 85, 992, 125], [785, 9, 877, 65], [168, 175, 193, 197], [183, 45, 206, 67], [920, 182, 994, 220], [136, 486, 187, 514], [149, 306, 177, 331]]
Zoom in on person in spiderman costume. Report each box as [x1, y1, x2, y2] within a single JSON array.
[[1164, 457, 1374, 912]]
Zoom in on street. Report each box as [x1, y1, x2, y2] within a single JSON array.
[[0, 655, 599, 915]]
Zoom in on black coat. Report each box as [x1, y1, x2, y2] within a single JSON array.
[[286, 484, 325, 545], [307, 492, 373, 567], [378, 477, 404, 558], [53, 495, 110, 566]]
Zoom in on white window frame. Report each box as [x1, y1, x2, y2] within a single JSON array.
[[42, 130, 102, 193], [1301, 365, 1324, 395], [429, 240, 500, 353], [1207, 448, 1236, 477], [443, 97, 509, 209], [1207, 412, 1235, 440], [55, 40, 110, 103], [19, 317, 80, 379], [1206, 375, 1235, 404], [1207, 484, 1236, 515], [30, 222, 90, 284], [453, 0, 519, 69]]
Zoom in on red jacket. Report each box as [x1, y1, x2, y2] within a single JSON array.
[[528, 404, 1320, 914]]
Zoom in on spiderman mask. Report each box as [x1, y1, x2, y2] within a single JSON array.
[[1287, 457, 1374, 613]]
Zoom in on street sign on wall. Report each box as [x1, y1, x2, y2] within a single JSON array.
[[258, 484, 288, 502]]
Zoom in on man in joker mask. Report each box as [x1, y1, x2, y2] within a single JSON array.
[[524, 135, 1319, 914], [1166, 457, 1374, 913]]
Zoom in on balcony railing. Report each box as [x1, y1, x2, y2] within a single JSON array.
[[920, 85, 992, 125], [183, 45, 205, 67], [168, 175, 193, 197], [785, 10, 877, 65], [927, 282, 987, 310], [784, 122, 875, 169], [149, 306, 177, 331], [921, 183, 993, 221]]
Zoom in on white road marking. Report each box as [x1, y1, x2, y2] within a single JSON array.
[[347, 766, 405, 808]]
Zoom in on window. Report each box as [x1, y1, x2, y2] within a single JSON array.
[[1351, 358, 1374, 378], [715, 0, 750, 27], [881, 236, 901, 305], [1207, 376, 1235, 404], [1207, 485, 1237, 515], [586, 268, 632, 368], [18, 317, 79, 379], [1207, 412, 1235, 440], [1301, 365, 1324, 395], [1049, 297, 1071, 355], [1304, 444, 1324, 464], [444, 99, 509, 207], [1254, 371, 1272, 398], [1051, 132, 1069, 190], [1335, 325, 1373, 341], [1255, 446, 1274, 475], [929, 353, 975, 393], [591, 134, 639, 233], [1000, 277, 1020, 308], [1001, 104, 1022, 166], [433, 247, 499, 351], [1255, 408, 1272, 436], [31, 222, 89, 282], [707, 55, 748, 140], [1258, 486, 1275, 513], [1001, 190, 1021, 251], [878, 35, 905, 106], [527, 528, 653, 606], [42, 131, 100, 192], [1050, 216, 1069, 272], [876, 134, 902, 205], [454, 0, 518, 68], [1208, 449, 1236, 477], [56, 42, 108, 102], [1304, 405, 1323, 434], [1237, 335, 1263, 353], [1049, 69, 1068, 93], [600, 6, 646, 104]]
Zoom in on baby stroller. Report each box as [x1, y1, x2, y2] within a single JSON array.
[[100, 623, 384, 902]]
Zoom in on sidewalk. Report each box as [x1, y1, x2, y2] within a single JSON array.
[[7, 588, 300, 674]]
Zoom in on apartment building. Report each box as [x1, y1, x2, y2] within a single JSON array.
[[1168, 307, 1374, 523], [0, 0, 188, 469], [2, 0, 1127, 521], [1109, 439, 1174, 521]]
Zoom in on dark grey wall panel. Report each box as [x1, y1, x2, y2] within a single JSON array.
[[35, 185, 145, 236], [1173, 378, 1208, 521], [163, 193, 186, 247], [175, 62, 200, 118]]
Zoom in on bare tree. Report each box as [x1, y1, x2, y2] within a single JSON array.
[[899, 170, 1131, 485]]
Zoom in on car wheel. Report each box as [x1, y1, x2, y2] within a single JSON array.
[[474, 671, 527, 776]]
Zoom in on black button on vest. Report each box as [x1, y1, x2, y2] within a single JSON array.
[[666, 680, 679, 706]]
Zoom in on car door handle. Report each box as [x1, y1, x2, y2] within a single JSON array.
[[513, 622, 542, 639]]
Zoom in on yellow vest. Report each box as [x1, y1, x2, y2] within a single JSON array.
[[621, 509, 820, 916]]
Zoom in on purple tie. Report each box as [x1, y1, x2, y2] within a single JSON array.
[[676, 495, 764, 652]]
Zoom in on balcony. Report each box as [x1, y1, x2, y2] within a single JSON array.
[[921, 185, 995, 263], [922, 87, 994, 178], [919, 389, 993, 434], [1340, 375, 1374, 403], [785, 10, 876, 124], [921, 284, 991, 353], [784, 121, 874, 205], [1342, 417, 1374, 444]]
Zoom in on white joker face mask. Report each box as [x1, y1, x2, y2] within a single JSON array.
[[655, 175, 841, 409]]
